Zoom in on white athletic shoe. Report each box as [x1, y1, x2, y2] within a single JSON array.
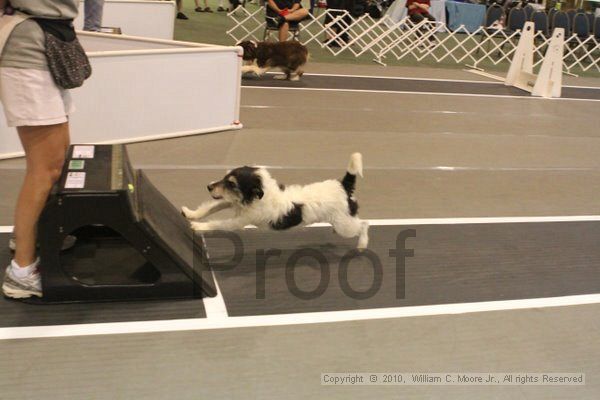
[[2, 265, 42, 299], [8, 234, 77, 252]]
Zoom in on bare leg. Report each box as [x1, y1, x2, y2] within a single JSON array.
[[14, 123, 70, 267], [285, 8, 309, 21], [278, 9, 308, 42], [182, 199, 232, 220], [279, 22, 289, 42]]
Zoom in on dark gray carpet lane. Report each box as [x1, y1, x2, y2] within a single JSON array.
[[0, 234, 206, 328], [241, 74, 600, 100], [206, 221, 600, 317]]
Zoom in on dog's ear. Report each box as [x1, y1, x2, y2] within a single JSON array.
[[246, 44, 256, 59], [237, 41, 256, 60], [234, 166, 263, 204], [240, 186, 263, 204]]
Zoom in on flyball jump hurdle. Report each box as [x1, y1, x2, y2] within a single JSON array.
[[34, 144, 216, 303], [505, 22, 565, 99]]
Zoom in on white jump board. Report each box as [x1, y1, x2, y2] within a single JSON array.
[[74, 0, 175, 40], [0, 33, 243, 159]]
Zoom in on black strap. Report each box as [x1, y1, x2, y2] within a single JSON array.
[[33, 18, 76, 42]]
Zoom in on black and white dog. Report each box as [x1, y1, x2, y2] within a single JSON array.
[[182, 153, 369, 249], [238, 40, 308, 81]]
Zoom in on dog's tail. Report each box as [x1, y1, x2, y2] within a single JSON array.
[[347, 152, 363, 177], [341, 153, 363, 197]]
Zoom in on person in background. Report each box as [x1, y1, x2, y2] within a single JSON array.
[[406, 0, 436, 46], [83, 0, 104, 31], [194, 0, 213, 12], [216, 1, 228, 11], [324, 0, 354, 47], [0, 0, 80, 298], [266, 0, 309, 42], [406, 0, 435, 24], [176, 0, 188, 19], [194, 0, 229, 12]]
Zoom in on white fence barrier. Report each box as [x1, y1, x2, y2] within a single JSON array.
[[74, 0, 175, 40], [0, 33, 242, 160], [227, 6, 600, 76]]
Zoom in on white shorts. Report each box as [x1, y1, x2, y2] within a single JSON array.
[[0, 67, 75, 127]]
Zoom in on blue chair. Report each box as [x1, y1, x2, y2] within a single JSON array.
[[531, 11, 548, 37], [553, 11, 570, 36], [499, 8, 527, 55], [548, 8, 557, 30], [566, 9, 576, 28], [484, 4, 504, 32], [572, 13, 589, 39], [506, 7, 527, 34], [586, 13, 594, 33], [524, 5, 534, 21], [477, 4, 504, 54]]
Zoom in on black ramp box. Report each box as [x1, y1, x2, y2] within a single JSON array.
[[36, 144, 216, 303]]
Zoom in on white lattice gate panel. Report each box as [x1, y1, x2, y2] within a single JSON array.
[[227, 7, 600, 75]]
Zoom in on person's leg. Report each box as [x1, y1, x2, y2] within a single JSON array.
[[176, 0, 189, 18], [417, 13, 436, 43], [83, 0, 105, 32], [285, 8, 309, 21], [324, 9, 341, 44], [279, 8, 308, 41], [424, 13, 436, 22], [279, 22, 289, 41], [409, 13, 425, 24], [410, 13, 432, 44], [13, 123, 70, 268]]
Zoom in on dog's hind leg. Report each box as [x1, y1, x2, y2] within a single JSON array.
[[289, 69, 303, 81], [182, 199, 231, 220], [289, 70, 302, 81], [331, 215, 369, 250], [273, 69, 291, 80], [357, 220, 369, 250]]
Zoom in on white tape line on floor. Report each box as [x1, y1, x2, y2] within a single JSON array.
[[1, 215, 600, 235], [1, 293, 600, 340]]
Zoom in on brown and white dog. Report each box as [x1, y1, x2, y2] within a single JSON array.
[[238, 40, 308, 81]]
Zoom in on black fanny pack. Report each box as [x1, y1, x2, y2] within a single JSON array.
[[33, 18, 92, 89]]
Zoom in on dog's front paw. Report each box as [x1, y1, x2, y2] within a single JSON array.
[[190, 221, 211, 231], [181, 206, 195, 220]]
